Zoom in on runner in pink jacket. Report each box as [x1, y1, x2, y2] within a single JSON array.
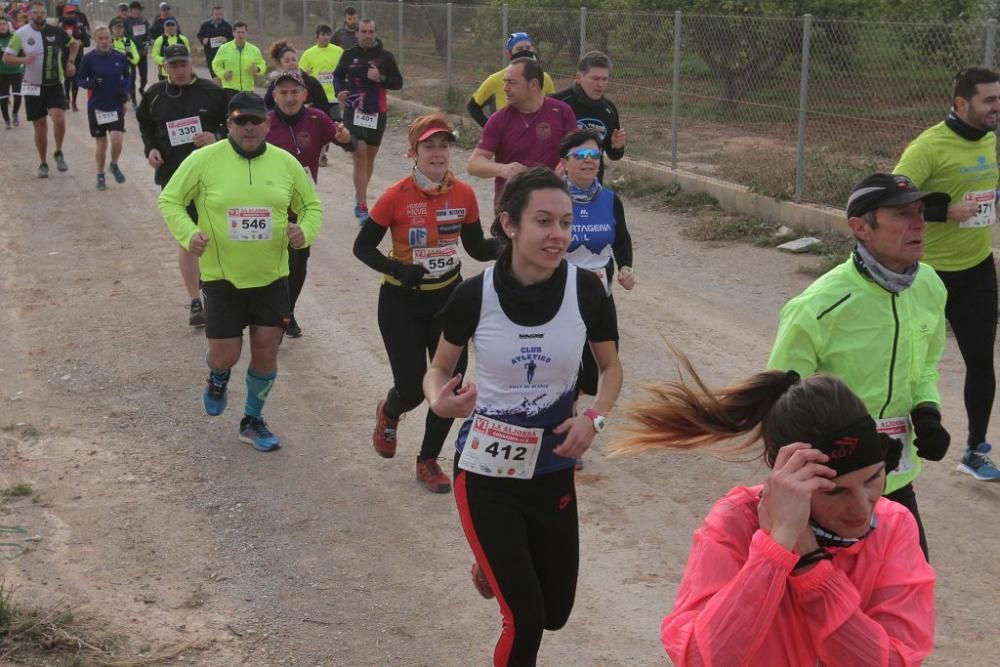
[[613, 362, 936, 667]]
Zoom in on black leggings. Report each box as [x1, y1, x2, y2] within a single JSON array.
[[937, 255, 998, 448], [885, 482, 927, 561], [64, 50, 83, 105], [454, 461, 578, 667], [578, 295, 617, 396], [287, 245, 310, 314], [0, 74, 22, 122], [377, 281, 467, 460]]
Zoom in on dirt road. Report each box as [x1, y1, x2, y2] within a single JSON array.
[[1, 106, 998, 666]]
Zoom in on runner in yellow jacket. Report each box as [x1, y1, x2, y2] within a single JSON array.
[[768, 173, 950, 560], [210, 20, 265, 99], [158, 92, 323, 452]]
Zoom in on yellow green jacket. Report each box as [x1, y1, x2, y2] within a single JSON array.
[[211, 40, 266, 92]]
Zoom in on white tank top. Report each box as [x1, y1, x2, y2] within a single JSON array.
[[456, 263, 587, 475]]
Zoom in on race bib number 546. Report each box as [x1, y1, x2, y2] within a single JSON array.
[[228, 207, 274, 241]]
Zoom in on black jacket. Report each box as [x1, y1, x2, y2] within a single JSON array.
[[149, 14, 181, 43], [552, 83, 624, 180], [136, 76, 229, 185], [332, 39, 402, 114], [196, 18, 233, 61]]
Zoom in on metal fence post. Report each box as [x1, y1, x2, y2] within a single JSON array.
[[579, 7, 587, 61], [985, 19, 998, 68], [258, 0, 263, 33], [671, 11, 681, 170], [501, 3, 509, 67], [398, 0, 404, 66], [279, 0, 284, 33], [447, 3, 453, 89], [329, 0, 334, 26], [361, 0, 367, 19], [303, 0, 308, 35], [794, 14, 813, 202]]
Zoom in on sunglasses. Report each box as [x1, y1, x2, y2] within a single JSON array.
[[231, 115, 266, 126], [567, 148, 601, 160]]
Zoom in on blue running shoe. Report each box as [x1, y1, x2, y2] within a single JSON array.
[[203, 377, 228, 416], [958, 443, 1000, 481], [354, 202, 368, 224], [109, 162, 126, 184], [239, 416, 281, 452]]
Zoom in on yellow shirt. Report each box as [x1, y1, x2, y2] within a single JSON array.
[[471, 68, 556, 112]]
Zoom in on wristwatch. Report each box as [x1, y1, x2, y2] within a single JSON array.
[[583, 408, 607, 434]]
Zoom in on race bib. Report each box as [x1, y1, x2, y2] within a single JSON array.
[[960, 190, 996, 228], [131, 24, 146, 36], [412, 245, 459, 279], [20, 83, 41, 97], [166, 116, 203, 146], [209, 36, 226, 48], [317, 72, 334, 85], [95, 109, 119, 125], [354, 110, 378, 129], [877, 416, 914, 475], [227, 207, 274, 241], [458, 414, 543, 479]]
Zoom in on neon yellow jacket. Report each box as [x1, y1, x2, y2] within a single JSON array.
[[768, 256, 947, 494], [112, 35, 140, 66], [211, 40, 266, 92], [299, 43, 343, 101], [158, 139, 323, 289], [151, 34, 191, 76]]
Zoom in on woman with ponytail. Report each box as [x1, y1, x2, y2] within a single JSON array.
[[615, 363, 935, 666]]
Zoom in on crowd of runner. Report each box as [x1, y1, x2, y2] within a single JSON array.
[[3, 1, 999, 664]]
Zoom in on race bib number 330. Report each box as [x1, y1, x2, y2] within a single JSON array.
[[227, 207, 274, 241], [458, 414, 543, 479], [166, 116, 203, 146]]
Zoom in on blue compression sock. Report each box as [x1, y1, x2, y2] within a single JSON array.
[[244, 367, 276, 418]]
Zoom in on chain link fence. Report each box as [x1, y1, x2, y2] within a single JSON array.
[[78, 0, 1000, 209]]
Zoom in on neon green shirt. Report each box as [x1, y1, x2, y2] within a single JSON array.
[[151, 34, 191, 76], [112, 35, 140, 66], [211, 40, 266, 92], [158, 140, 323, 289], [768, 257, 947, 494], [471, 68, 556, 111], [894, 121, 997, 272], [299, 43, 343, 101]]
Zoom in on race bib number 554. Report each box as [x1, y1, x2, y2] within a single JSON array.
[[228, 207, 274, 241], [458, 414, 543, 479]]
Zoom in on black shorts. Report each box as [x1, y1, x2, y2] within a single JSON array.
[[23, 83, 66, 122], [343, 106, 387, 146], [201, 277, 290, 339], [0, 73, 21, 99], [87, 105, 126, 137]]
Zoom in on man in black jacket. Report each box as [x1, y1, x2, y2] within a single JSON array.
[[552, 51, 626, 182], [125, 1, 151, 101], [137, 44, 228, 327], [196, 5, 232, 73], [333, 18, 402, 222], [149, 2, 180, 42]]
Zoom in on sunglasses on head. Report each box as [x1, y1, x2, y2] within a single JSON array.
[[231, 115, 265, 126], [567, 148, 601, 160]]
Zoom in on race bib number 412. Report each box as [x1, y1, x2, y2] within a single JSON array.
[[458, 414, 543, 479], [227, 207, 274, 241]]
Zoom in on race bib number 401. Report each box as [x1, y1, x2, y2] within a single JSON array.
[[353, 111, 379, 129], [412, 245, 459, 279], [458, 414, 543, 479], [227, 207, 274, 241], [961, 190, 996, 228], [166, 116, 203, 146]]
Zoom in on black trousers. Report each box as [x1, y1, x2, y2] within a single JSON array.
[[378, 281, 466, 460], [885, 482, 928, 561], [454, 461, 578, 667], [287, 245, 310, 314], [936, 255, 998, 448]]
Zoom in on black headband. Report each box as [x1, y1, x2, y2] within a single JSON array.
[[811, 415, 901, 476]]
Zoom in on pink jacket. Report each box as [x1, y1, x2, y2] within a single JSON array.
[[662, 486, 935, 666]]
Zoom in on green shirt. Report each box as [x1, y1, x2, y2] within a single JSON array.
[[768, 257, 947, 494], [112, 35, 140, 66], [298, 43, 343, 101], [0, 32, 25, 75], [158, 140, 324, 289], [211, 40, 266, 92], [894, 121, 997, 272]]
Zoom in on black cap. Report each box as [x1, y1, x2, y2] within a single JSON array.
[[162, 43, 189, 63], [228, 92, 268, 119], [846, 173, 950, 219], [163, 17, 177, 27]]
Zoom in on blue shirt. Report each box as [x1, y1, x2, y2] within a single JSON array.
[[76, 48, 131, 111]]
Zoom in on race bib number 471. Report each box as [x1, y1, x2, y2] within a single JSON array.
[[961, 190, 996, 228], [227, 207, 274, 241], [458, 414, 543, 479]]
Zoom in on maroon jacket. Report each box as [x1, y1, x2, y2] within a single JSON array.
[[266, 106, 354, 182]]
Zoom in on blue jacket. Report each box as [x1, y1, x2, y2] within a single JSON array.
[[77, 48, 131, 111]]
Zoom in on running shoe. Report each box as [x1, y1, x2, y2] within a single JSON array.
[[37, 163, 49, 178], [11, 112, 18, 126], [284, 314, 302, 338], [3, 121, 9, 130], [96, 173, 106, 191], [372, 399, 398, 458], [109, 162, 126, 184], [354, 202, 368, 224], [239, 416, 281, 452], [189, 298, 206, 327], [131, 101, 138, 114], [53, 151, 68, 172], [471, 563, 494, 599], [416, 456, 451, 493], [203, 376, 228, 416], [958, 443, 1000, 481]]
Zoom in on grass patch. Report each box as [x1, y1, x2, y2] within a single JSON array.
[[607, 172, 718, 211], [454, 123, 481, 151], [683, 214, 782, 244], [1, 483, 32, 500]]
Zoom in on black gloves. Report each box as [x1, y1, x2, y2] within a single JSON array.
[[94, 76, 104, 87], [392, 262, 428, 288], [911, 406, 951, 461]]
